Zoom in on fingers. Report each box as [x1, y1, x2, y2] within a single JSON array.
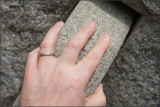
[[85, 83, 106, 106], [40, 21, 64, 54], [60, 21, 96, 64], [26, 47, 40, 72], [38, 21, 64, 67], [77, 35, 110, 82]]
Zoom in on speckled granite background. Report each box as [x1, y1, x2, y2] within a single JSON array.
[[1, 0, 160, 106], [0, 0, 78, 106], [102, 0, 160, 106]]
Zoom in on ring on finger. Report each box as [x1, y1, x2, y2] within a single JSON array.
[[40, 53, 55, 57]]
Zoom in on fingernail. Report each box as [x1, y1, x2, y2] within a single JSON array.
[[87, 21, 96, 27], [103, 35, 110, 42]]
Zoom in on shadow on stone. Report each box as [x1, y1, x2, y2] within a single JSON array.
[[92, 1, 136, 27]]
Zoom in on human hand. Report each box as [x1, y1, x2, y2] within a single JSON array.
[[19, 21, 111, 106]]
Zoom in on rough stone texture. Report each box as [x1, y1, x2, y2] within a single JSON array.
[[122, 0, 160, 16], [102, 0, 160, 106], [0, 0, 78, 106], [2, 0, 160, 106], [54, 0, 133, 96]]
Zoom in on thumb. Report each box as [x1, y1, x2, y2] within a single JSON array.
[[84, 83, 106, 106]]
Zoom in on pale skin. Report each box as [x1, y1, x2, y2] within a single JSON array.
[[19, 21, 111, 106]]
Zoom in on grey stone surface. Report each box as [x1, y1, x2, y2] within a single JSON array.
[[3, 0, 159, 106], [0, 0, 78, 106], [102, 0, 160, 106], [54, 0, 133, 96]]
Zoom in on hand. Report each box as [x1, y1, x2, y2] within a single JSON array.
[[19, 21, 111, 106]]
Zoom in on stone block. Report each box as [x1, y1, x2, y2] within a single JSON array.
[[55, 0, 133, 96]]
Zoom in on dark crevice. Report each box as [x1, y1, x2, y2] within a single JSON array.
[[123, 10, 140, 44], [60, 0, 79, 22]]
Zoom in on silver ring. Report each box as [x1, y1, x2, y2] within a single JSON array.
[[40, 53, 55, 57]]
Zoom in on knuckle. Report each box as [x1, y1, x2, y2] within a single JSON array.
[[86, 51, 99, 62], [66, 41, 80, 50], [40, 43, 51, 49]]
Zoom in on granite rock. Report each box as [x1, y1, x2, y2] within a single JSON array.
[[102, 0, 160, 106], [0, 0, 78, 106]]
